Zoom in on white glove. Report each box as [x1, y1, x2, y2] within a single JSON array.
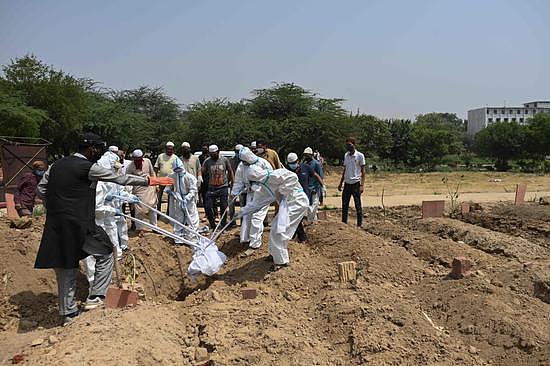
[[197, 175, 203, 185], [322, 185, 327, 197], [184, 193, 194, 204]]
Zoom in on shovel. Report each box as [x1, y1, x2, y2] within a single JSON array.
[[104, 246, 138, 309]]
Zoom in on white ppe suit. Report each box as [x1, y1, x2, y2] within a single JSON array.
[[238, 148, 308, 265], [166, 157, 199, 244], [84, 151, 126, 287], [231, 155, 272, 248]]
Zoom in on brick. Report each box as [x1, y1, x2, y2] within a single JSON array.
[[105, 287, 139, 308], [450, 257, 472, 279], [241, 287, 257, 300], [422, 200, 445, 218], [515, 184, 526, 205], [461, 202, 470, 216], [317, 211, 329, 220]]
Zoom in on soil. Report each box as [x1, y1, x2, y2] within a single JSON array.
[[0, 201, 549, 365]]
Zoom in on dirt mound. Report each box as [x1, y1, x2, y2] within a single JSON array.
[[459, 202, 550, 248], [1, 205, 549, 365]]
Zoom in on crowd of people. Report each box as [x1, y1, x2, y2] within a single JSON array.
[[20, 132, 365, 325]]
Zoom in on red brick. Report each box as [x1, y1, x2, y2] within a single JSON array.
[[105, 287, 139, 308], [422, 200, 445, 218], [241, 288, 257, 300], [451, 257, 472, 279], [515, 184, 526, 205]]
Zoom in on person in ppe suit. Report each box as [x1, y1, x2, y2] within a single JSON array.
[[83, 151, 140, 301], [231, 147, 273, 257], [165, 157, 200, 244], [236, 148, 309, 269]]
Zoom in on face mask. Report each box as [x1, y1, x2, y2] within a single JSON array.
[[346, 143, 354, 152], [182, 149, 191, 158], [210, 153, 219, 160], [256, 147, 265, 154], [288, 163, 298, 170], [304, 156, 313, 162], [33, 169, 45, 177]]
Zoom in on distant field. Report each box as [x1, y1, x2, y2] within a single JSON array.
[[322, 168, 550, 207]]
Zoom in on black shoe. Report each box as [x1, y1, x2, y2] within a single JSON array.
[[62, 310, 80, 326], [270, 263, 289, 271], [263, 255, 274, 263]]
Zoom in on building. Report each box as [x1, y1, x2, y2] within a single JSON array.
[[467, 101, 550, 137]]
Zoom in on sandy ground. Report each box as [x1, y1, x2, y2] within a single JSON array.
[[0, 199, 549, 365], [0, 171, 548, 364]]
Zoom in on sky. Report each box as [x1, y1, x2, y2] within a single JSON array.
[[0, 0, 549, 120]]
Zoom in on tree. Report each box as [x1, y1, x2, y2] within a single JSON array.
[[474, 122, 527, 171], [409, 124, 457, 169], [1, 55, 92, 155], [112, 86, 184, 152], [248, 83, 316, 120], [354, 115, 391, 158], [385, 119, 412, 166], [525, 112, 550, 159], [0, 80, 48, 137]]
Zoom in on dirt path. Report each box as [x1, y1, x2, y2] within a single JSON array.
[[322, 190, 550, 207]]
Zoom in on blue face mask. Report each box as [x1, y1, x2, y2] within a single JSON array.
[[288, 163, 298, 170], [33, 169, 45, 177]]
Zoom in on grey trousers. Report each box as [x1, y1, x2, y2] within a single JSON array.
[[54, 253, 114, 315]]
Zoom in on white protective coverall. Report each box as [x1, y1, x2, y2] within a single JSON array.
[[231, 150, 272, 248], [84, 151, 126, 286], [166, 157, 199, 244], [238, 148, 309, 265]]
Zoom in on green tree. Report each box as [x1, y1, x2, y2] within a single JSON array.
[[1, 55, 92, 154], [248, 83, 316, 120], [112, 86, 184, 152], [409, 124, 457, 169], [474, 122, 527, 171], [354, 114, 391, 158], [525, 112, 550, 159], [0, 80, 48, 137], [385, 119, 412, 166]]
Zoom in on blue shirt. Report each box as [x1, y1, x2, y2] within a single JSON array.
[[289, 163, 315, 204], [305, 159, 323, 192]]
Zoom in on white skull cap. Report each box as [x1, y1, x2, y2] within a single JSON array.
[[250, 141, 257, 148], [208, 144, 219, 153], [108, 145, 119, 153], [181, 142, 191, 148], [132, 149, 143, 158], [287, 152, 299, 163], [235, 144, 244, 150], [303, 147, 313, 155], [166, 141, 175, 147], [239, 147, 258, 164]]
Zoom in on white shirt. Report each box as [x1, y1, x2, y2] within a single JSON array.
[[343, 150, 365, 184]]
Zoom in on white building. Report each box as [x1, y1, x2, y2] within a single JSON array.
[[467, 101, 550, 137]]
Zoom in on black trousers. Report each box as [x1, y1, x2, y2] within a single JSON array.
[[342, 182, 363, 226], [205, 187, 229, 229], [295, 219, 307, 242]]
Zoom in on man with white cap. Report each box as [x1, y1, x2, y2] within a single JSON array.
[[232, 147, 272, 256], [303, 147, 324, 222], [236, 148, 309, 269], [180, 142, 201, 180], [154, 142, 177, 215], [201, 144, 234, 230], [126, 149, 158, 236]]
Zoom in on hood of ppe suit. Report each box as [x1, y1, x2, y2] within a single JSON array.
[[239, 147, 258, 165], [172, 157, 186, 174], [97, 151, 119, 170], [246, 167, 301, 198]]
